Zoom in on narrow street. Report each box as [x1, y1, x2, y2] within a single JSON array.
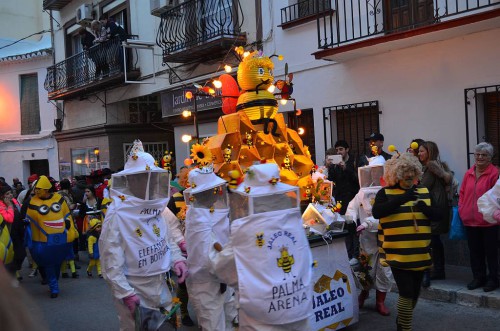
[[17, 258, 499, 331]]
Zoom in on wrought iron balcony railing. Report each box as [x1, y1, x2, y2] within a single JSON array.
[[43, 0, 72, 11], [44, 37, 135, 100], [280, 0, 332, 26], [317, 0, 500, 49], [156, 0, 246, 63]]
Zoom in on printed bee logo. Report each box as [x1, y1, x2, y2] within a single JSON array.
[[277, 246, 295, 280], [244, 186, 251, 193], [152, 224, 161, 237], [132, 154, 138, 160], [255, 232, 265, 248], [209, 206, 215, 213], [119, 195, 126, 201], [135, 227, 143, 237], [145, 165, 151, 171]]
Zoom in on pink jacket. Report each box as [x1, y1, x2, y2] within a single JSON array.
[[0, 198, 20, 224], [459, 164, 499, 227]]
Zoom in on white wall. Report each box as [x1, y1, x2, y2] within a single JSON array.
[[0, 56, 59, 182], [263, 0, 500, 181]]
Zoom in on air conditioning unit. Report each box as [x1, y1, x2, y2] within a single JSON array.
[[150, 0, 178, 17], [76, 4, 93, 23]]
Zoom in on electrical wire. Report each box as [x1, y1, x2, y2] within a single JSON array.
[[0, 30, 51, 50]]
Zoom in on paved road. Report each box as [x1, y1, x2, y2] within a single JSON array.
[[18, 258, 499, 331]]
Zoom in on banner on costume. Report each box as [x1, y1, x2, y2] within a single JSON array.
[[232, 209, 313, 325], [107, 190, 171, 276], [310, 270, 354, 330]]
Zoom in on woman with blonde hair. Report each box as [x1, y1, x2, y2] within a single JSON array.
[[373, 153, 441, 331]]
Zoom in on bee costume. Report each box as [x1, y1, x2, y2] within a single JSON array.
[[99, 140, 186, 331], [183, 165, 237, 331], [26, 176, 79, 298], [212, 164, 313, 330]]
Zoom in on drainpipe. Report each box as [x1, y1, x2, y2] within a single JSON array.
[[49, 10, 55, 66]]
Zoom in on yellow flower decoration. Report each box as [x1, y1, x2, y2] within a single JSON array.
[[118, 195, 126, 201], [190, 143, 213, 166], [145, 165, 151, 171], [172, 297, 181, 304]]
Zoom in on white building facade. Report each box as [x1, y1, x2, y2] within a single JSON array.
[[0, 1, 59, 184]]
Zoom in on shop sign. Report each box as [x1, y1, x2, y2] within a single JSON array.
[[161, 88, 223, 117]]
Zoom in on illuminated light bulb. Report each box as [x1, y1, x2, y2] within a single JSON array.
[[182, 110, 192, 117], [76, 159, 82, 164], [296, 109, 302, 116], [185, 91, 193, 99], [410, 142, 419, 150], [280, 99, 288, 105], [213, 80, 222, 89], [208, 88, 215, 95], [267, 84, 276, 93], [243, 51, 250, 58], [224, 65, 232, 73], [181, 134, 192, 143], [278, 55, 284, 61], [298, 127, 305, 135]]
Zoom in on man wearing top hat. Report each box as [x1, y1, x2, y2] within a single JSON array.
[[358, 132, 392, 168]]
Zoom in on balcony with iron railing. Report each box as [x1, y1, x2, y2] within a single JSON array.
[[44, 36, 140, 101], [279, 0, 334, 29], [43, 0, 72, 11], [313, 0, 500, 62], [156, 0, 247, 64]]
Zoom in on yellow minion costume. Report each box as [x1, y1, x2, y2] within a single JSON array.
[[86, 218, 102, 277], [26, 176, 78, 298]]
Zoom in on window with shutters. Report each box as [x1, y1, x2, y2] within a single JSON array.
[[20, 73, 41, 135], [323, 101, 380, 159]]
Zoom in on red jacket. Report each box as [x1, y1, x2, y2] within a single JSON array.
[[459, 164, 499, 227]]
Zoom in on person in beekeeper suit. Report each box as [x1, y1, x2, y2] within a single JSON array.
[[212, 163, 313, 331], [183, 164, 237, 331], [99, 140, 187, 331], [345, 157, 394, 316]]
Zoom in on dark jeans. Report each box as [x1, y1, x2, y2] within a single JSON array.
[[345, 222, 360, 260], [431, 234, 445, 275], [391, 267, 424, 301], [465, 225, 499, 282]]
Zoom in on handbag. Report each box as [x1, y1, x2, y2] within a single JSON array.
[[449, 206, 467, 240]]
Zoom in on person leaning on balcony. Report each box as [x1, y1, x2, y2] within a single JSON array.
[[100, 14, 127, 71], [458, 142, 499, 292], [90, 20, 109, 79]]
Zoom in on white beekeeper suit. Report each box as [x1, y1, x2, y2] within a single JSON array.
[[99, 140, 186, 331], [345, 162, 393, 316], [183, 166, 236, 331], [213, 163, 313, 331]]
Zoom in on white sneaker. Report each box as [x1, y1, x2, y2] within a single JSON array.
[[349, 258, 359, 266]]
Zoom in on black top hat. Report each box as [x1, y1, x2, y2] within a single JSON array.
[[364, 133, 384, 141]]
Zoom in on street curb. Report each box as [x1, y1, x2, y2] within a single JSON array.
[[420, 283, 500, 309]]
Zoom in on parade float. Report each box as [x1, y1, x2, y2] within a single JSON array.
[[174, 47, 358, 330]]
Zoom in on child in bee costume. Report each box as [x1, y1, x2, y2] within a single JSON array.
[[99, 140, 187, 331], [345, 160, 394, 316], [26, 176, 79, 298], [183, 165, 237, 331], [212, 163, 313, 331], [87, 218, 102, 277]]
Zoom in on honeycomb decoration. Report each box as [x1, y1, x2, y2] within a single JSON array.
[[205, 132, 241, 165]]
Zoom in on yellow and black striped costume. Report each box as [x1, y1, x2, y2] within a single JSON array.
[[376, 186, 432, 271]]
